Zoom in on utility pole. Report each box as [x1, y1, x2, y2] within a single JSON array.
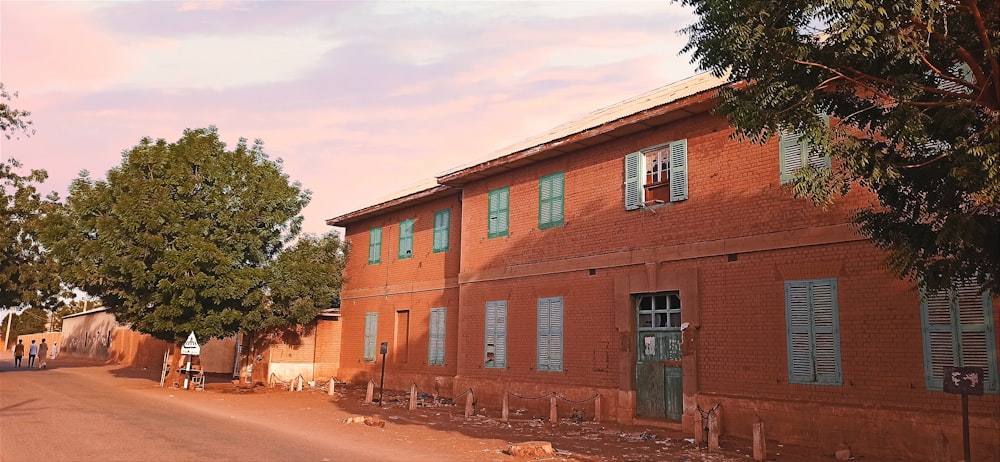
[[3, 310, 14, 351]]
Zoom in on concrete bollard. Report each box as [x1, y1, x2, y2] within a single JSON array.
[[365, 381, 374, 403], [753, 415, 766, 461], [328, 378, 336, 396], [501, 392, 509, 422], [464, 391, 474, 418], [296, 376, 303, 392], [409, 384, 417, 410], [694, 411, 705, 445], [549, 396, 558, 423], [708, 409, 720, 451], [594, 395, 602, 422]]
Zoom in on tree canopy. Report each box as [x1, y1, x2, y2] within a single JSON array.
[[0, 85, 62, 314], [42, 127, 315, 344], [679, 0, 999, 292]]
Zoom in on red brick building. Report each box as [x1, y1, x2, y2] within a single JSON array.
[[327, 73, 998, 460]]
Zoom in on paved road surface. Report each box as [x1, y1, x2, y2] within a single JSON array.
[[0, 356, 507, 462]]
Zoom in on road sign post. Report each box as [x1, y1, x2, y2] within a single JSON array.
[[378, 342, 388, 407], [180, 332, 201, 390], [943, 366, 984, 462]]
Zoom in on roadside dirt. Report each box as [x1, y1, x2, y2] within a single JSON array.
[[202, 374, 834, 462]]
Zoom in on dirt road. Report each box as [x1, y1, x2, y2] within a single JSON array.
[[1, 354, 820, 461]]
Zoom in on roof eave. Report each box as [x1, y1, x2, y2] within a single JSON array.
[[326, 184, 456, 227]]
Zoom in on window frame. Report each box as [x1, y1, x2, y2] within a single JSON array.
[[398, 218, 414, 259], [624, 139, 687, 210], [920, 283, 998, 393], [784, 278, 842, 385], [537, 296, 564, 371], [488, 187, 510, 239], [538, 172, 565, 230], [428, 307, 447, 366], [433, 209, 450, 253], [368, 227, 382, 264]]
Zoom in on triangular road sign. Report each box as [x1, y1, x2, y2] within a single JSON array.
[[181, 332, 200, 355]]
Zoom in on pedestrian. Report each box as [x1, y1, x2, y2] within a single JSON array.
[[13, 339, 24, 367], [51, 342, 59, 360], [38, 338, 49, 369], [27, 339, 38, 368]]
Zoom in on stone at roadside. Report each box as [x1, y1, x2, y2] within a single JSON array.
[[507, 441, 554, 457]]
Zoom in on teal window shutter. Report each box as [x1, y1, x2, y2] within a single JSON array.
[[668, 140, 688, 202], [538, 172, 565, 229], [368, 227, 382, 264], [780, 116, 831, 183], [433, 209, 450, 252], [624, 152, 644, 210], [921, 283, 998, 392], [428, 308, 446, 365], [488, 187, 509, 238], [398, 219, 414, 259], [785, 279, 842, 385], [537, 297, 564, 371], [363, 312, 378, 362], [485, 301, 507, 368]]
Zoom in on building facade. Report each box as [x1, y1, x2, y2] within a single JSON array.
[[327, 73, 998, 460]]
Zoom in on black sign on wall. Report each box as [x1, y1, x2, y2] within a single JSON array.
[[943, 366, 985, 396]]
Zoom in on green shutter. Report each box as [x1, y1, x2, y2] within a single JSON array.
[[537, 297, 564, 371], [538, 172, 564, 229], [779, 130, 804, 183], [785, 279, 841, 385], [922, 283, 998, 392], [624, 152, 644, 210], [428, 308, 446, 365], [433, 209, 450, 252], [368, 227, 382, 264], [398, 219, 413, 259], [364, 312, 378, 361], [785, 281, 815, 383], [485, 301, 507, 368], [668, 140, 688, 202], [488, 187, 509, 238]]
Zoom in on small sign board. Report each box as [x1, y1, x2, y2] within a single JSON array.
[[943, 366, 984, 395], [181, 332, 201, 356]]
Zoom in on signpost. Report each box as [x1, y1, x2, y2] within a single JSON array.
[[943, 366, 984, 462], [180, 332, 200, 390], [378, 342, 388, 407]]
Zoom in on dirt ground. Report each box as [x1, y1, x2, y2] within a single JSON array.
[[204, 373, 834, 462]]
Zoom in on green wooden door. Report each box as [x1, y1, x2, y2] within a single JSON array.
[[635, 293, 682, 421]]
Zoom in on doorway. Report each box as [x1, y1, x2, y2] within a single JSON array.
[[635, 292, 682, 421]]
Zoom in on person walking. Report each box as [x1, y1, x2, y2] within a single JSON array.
[[51, 341, 59, 360], [37, 338, 49, 369], [13, 339, 24, 367], [27, 340, 38, 368]]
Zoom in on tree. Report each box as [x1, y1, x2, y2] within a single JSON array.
[[42, 127, 311, 345], [679, 0, 999, 292], [1, 307, 50, 343], [241, 232, 347, 358], [0, 85, 62, 322]]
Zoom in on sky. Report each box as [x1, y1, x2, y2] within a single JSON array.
[[1, 0, 703, 238]]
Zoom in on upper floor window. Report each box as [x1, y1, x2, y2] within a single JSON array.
[[779, 116, 831, 183], [488, 187, 509, 238], [398, 219, 414, 259], [624, 139, 687, 210], [921, 282, 997, 393], [538, 172, 564, 229], [368, 227, 382, 264], [433, 209, 450, 252]]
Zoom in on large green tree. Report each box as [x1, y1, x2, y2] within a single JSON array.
[[679, 0, 999, 292], [42, 127, 312, 345], [0, 84, 62, 322]]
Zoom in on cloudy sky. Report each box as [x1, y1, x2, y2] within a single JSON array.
[[1, 1, 702, 237]]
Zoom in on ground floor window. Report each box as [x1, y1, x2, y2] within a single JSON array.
[[921, 282, 998, 392], [784, 278, 842, 385], [363, 312, 378, 362]]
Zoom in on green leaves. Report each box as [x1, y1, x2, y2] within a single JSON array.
[[681, 0, 1000, 292], [43, 127, 314, 344]]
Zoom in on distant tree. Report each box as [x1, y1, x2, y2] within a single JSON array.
[[1, 307, 50, 340], [679, 0, 999, 292], [0, 84, 63, 322], [42, 127, 311, 346]]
